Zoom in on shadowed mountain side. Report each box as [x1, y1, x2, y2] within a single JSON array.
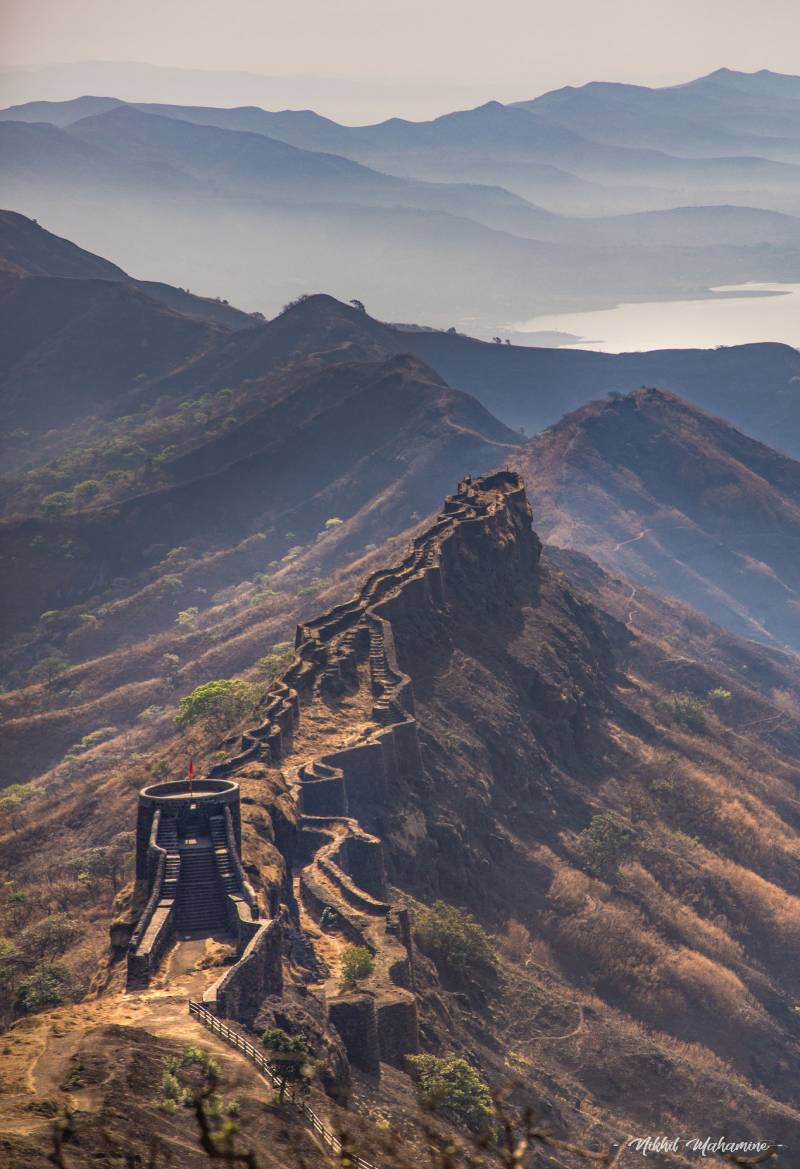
[[152, 293, 394, 397], [3, 206, 800, 469], [246, 472, 800, 1136], [387, 326, 800, 456], [0, 354, 520, 635], [0, 273, 226, 433], [516, 388, 800, 651], [0, 208, 256, 330]]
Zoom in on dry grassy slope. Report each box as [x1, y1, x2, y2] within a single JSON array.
[[515, 387, 800, 652], [4, 476, 800, 1163], [0, 525, 416, 786]]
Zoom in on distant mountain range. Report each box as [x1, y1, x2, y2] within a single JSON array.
[[5, 72, 800, 333]]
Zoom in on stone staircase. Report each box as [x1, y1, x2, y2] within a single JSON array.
[[176, 840, 228, 934], [157, 816, 180, 900], [209, 815, 239, 895]]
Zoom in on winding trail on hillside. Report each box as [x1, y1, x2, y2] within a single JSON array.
[[612, 529, 651, 553]]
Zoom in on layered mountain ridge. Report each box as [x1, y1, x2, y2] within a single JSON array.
[[7, 70, 800, 334]]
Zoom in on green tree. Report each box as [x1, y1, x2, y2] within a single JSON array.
[[75, 841, 130, 893], [19, 915, 81, 963], [254, 648, 293, 682], [175, 678, 257, 736], [41, 491, 72, 516], [579, 813, 633, 880], [339, 945, 374, 988], [406, 1053, 495, 1135], [668, 693, 707, 732], [71, 479, 100, 506], [5, 892, 27, 929], [415, 901, 496, 978], [261, 1028, 312, 1102], [0, 785, 35, 833], [0, 937, 23, 991], [28, 654, 68, 691], [160, 653, 181, 686], [15, 962, 72, 1013]]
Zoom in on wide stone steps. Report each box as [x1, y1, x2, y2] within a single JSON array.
[[176, 844, 227, 932]]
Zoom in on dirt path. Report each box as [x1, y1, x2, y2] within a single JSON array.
[[292, 873, 348, 1000], [612, 529, 650, 553]]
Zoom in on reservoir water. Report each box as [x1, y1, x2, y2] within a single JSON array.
[[508, 282, 800, 352]]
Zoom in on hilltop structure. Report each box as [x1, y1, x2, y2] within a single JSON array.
[[126, 470, 532, 1075]]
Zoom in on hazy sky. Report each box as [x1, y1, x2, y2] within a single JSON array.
[[2, 0, 800, 120]]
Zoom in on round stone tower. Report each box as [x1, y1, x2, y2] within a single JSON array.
[[135, 777, 241, 881]]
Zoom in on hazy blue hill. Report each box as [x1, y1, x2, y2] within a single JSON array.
[[132, 101, 361, 155], [54, 106, 563, 236], [9, 75, 800, 338], [0, 119, 122, 183], [118, 96, 800, 207], [547, 204, 800, 247], [520, 70, 800, 162], [0, 117, 190, 194], [0, 96, 599, 211], [0, 94, 124, 126], [68, 104, 392, 190]]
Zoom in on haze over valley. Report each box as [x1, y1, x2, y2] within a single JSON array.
[[7, 69, 800, 338]]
